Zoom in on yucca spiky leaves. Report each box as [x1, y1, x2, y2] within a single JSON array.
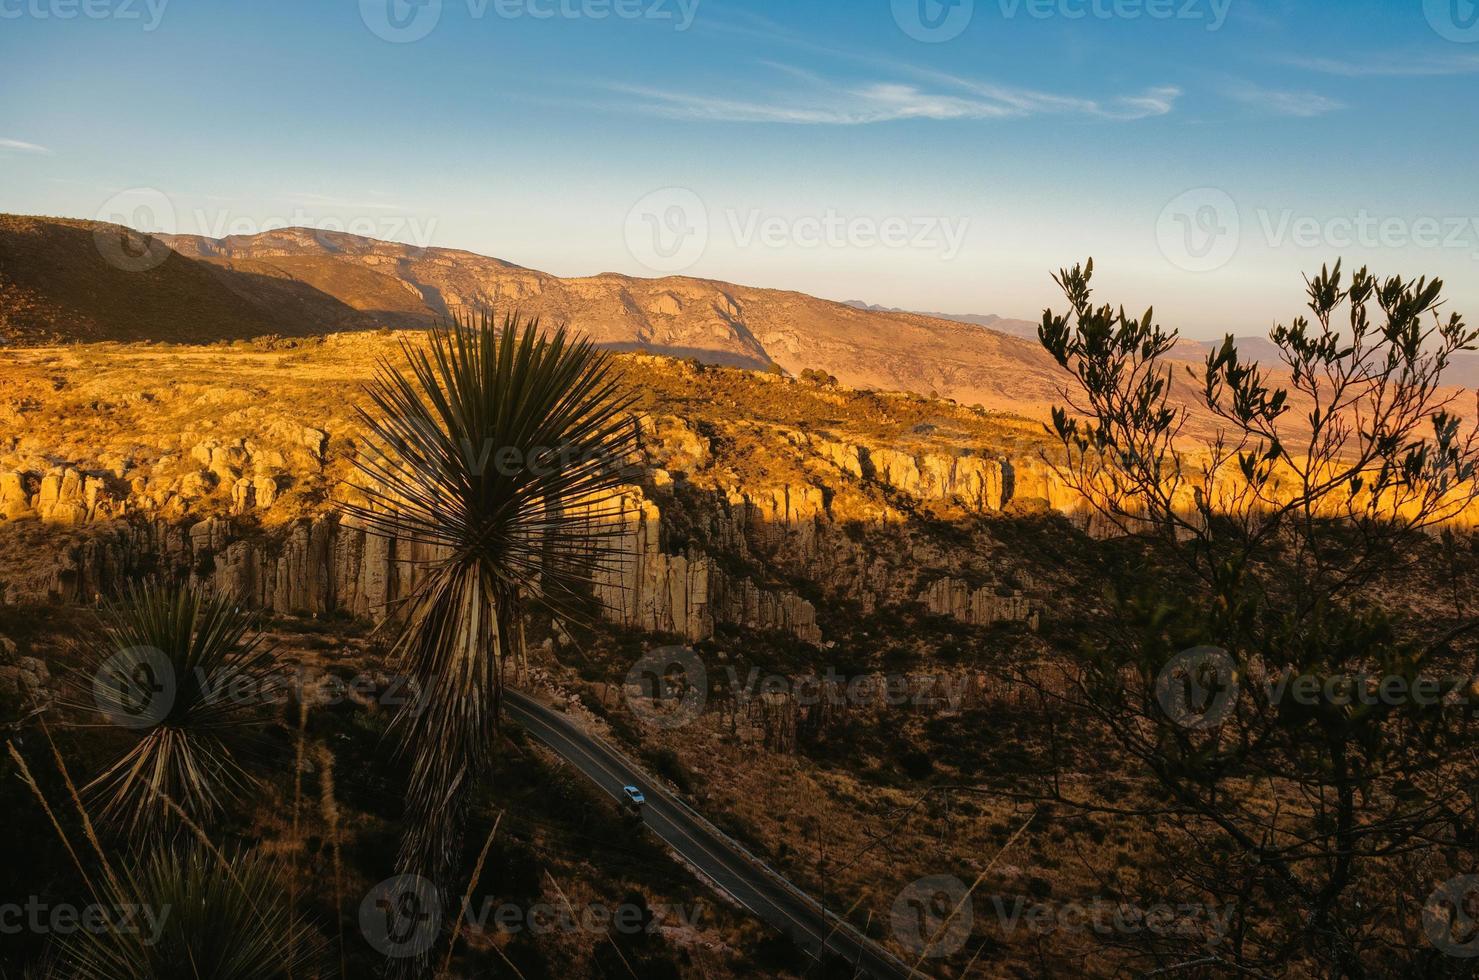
[[78, 583, 277, 839], [344, 312, 636, 889], [54, 846, 322, 980]]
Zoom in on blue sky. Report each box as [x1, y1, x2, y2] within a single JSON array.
[[3, 0, 1479, 336]]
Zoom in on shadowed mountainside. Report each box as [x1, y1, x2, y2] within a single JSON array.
[[0, 214, 368, 344]]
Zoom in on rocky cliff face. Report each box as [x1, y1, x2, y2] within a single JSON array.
[[0, 339, 1087, 645], [28, 332, 1455, 648], [0, 428, 1063, 646]]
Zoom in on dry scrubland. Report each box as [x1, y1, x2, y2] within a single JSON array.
[[0, 332, 1076, 977], [2, 332, 1477, 977]]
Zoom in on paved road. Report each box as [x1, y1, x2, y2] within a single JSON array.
[[504, 689, 915, 980]]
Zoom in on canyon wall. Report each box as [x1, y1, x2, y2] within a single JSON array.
[[0, 416, 1062, 645]]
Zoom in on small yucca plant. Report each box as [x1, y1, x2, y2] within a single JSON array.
[[77, 582, 278, 838], [54, 846, 322, 980]]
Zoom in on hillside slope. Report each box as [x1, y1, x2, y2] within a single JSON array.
[[0, 215, 376, 344], [160, 226, 1073, 415], [3, 214, 1082, 415]]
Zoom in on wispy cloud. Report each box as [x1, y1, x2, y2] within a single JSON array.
[[1289, 51, 1479, 77], [610, 65, 1179, 125], [1225, 82, 1344, 117], [612, 83, 1012, 124], [635, 17, 1182, 126], [916, 69, 1181, 121], [0, 138, 52, 154]]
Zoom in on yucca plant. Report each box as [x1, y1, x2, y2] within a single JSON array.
[[344, 312, 635, 905], [53, 846, 322, 980], [76, 582, 278, 839]]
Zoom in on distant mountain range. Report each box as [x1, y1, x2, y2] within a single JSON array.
[[0, 214, 1081, 420], [2, 213, 1473, 419], [1171, 336, 1479, 390], [843, 298, 1479, 393], [843, 301, 1043, 340]]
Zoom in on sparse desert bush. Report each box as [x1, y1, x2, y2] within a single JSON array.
[[1034, 260, 1479, 975]]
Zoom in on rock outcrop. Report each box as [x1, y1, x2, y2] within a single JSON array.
[[921, 577, 1039, 630], [0, 365, 1063, 645]]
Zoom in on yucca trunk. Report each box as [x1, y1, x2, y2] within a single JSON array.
[[392, 565, 508, 886]]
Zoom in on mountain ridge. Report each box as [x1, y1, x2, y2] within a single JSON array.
[[6, 215, 1475, 421], [842, 300, 1042, 340], [1, 215, 1075, 419]]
